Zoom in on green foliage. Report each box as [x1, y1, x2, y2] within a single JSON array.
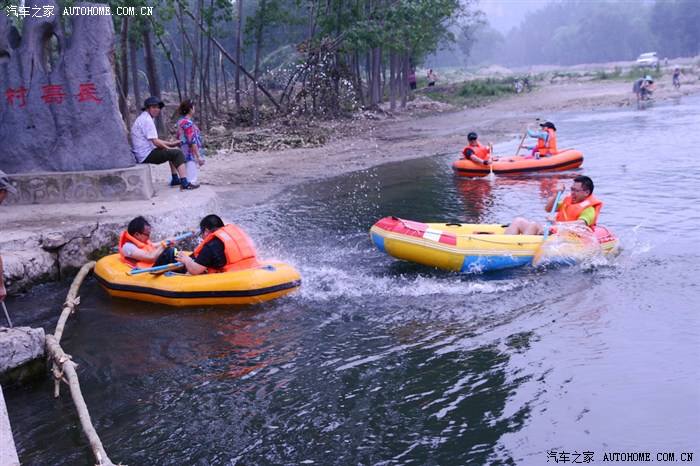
[[423, 77, 516, 108], [458, 78, 514, 97], [594, 67, 622, 80]]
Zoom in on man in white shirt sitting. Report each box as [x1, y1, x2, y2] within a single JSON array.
[[131, 96, 199, 190]]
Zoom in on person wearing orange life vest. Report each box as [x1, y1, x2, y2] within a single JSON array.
[[118, 216, 176, 268], [176, 214, 258, 275], [461, 132, 492, 166], [504, 176, 602, 235], [526, 121, 558, 157]]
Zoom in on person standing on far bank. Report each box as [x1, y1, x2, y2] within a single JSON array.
[[131, 96, 199, 190]]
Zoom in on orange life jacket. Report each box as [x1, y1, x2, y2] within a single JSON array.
[[462, 142, 490, 161], [193, 224, 259, 273], [536, 128, 558, 155], [118, 230, 157, 268], [556, 194, 602, 228]]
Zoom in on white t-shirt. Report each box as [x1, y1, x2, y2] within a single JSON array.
[[121, 242, 139, 258], [130, 111, 158, 163]]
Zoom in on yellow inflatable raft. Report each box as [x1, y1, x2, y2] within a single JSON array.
[[94, 254, 301, 307], [370, 216, 618, 272]]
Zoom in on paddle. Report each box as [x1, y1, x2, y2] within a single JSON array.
[[161, 231, 195, 247], [543, 188, 564, 242], [149, 262, 186, 275], [487, 143, 495, 180], [515, 118, 540, 156], [128, 262, 184, 275], [2, 301, 13, 328], [533, 187, 564, 266]]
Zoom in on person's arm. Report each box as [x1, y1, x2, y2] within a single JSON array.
[[176, 252, 207, 275], [544, 185, 566, 213], [124, 242, 166, 262], [0, 255, 6, 302], [575, 207, 595, 226], [470, 154, 489, 165], [464, 148, 489, 165], [527, 129, 548, 140], [145, 116, 180, 149], [150, 138, 181, 149]]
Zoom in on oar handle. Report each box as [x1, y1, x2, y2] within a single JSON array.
[[128, 262, 181, 275], [543, 189, 564, 241], [161, 231, 195, 247]]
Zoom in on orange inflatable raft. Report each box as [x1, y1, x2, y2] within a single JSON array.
[[452, 149, 583, 177]]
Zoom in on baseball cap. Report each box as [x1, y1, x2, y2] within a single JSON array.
[[467, 132, 478, 141], [539, 121, 557, 131], [142, 96, 165, 110]]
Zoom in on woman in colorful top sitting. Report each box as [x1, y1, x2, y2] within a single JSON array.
[[176, 99, 205, 185]]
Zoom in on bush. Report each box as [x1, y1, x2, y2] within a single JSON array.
[[458, 78, 515, 97], [594, 67, 622, 80]]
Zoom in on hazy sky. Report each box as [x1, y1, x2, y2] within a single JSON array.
[[478, 0, 551, 33]]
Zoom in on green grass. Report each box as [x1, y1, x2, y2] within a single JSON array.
[[421, 77, 522, 107], [594, 67, 623, 80], [458, 78, 515, 97], [592, 67, 663, 81]]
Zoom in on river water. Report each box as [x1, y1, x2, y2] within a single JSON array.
[[5, 96, 700, 465]]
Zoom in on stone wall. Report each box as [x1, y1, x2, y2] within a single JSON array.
[[0, 0, 134, 174], [3, 165, 154, 205]]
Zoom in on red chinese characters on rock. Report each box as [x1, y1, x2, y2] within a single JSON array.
[[41, 84, 67, 104], [5, 87, 28, 108], [4, 82, 103, 108], [77, 83, 102, 103]]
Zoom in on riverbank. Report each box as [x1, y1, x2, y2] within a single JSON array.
[[168, 70, 700, 200], [2, 71, 699, 296]]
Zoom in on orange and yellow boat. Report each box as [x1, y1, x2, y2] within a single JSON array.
[[452, 149, 583, 177], [94, 254, 301, 307]]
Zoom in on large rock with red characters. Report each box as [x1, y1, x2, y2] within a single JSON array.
[[0, 0, 133, 174]]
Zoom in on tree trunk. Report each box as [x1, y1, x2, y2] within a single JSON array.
[[252, 0, 267, 126], [142, 21, 163, 132], [129, 35, 142, 109], [389, 52, 396, 111], [354, 50, 364, 107], [150, 17, 182, 102], [222, 55, 229, 112], [118, 17, 130, 127], [235, 0, 243, 113], [401, 52, 409, 108], [181, 5, 280, 111]]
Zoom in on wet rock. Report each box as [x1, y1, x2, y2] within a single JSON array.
[[3, 250, 58, 293], [0, 327, 45, 376]]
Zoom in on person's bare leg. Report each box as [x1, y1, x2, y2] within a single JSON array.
[[175, 163, 187, 179], [524, 222, 544, 235], [169, 161, 178, 175], [505, 217, 529, 235]]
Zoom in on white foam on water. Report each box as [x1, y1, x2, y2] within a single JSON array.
[[296, 265, 525, 302]]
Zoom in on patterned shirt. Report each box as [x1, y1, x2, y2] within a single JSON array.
[[176, 117, 203, 162]]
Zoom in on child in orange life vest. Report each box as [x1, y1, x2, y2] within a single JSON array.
[[176, 214, 258, 275], [461, 132, 492, 165], [525, 121, 558, 158], [504, 175, 602, 235], [118, 216, 177, 268]]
